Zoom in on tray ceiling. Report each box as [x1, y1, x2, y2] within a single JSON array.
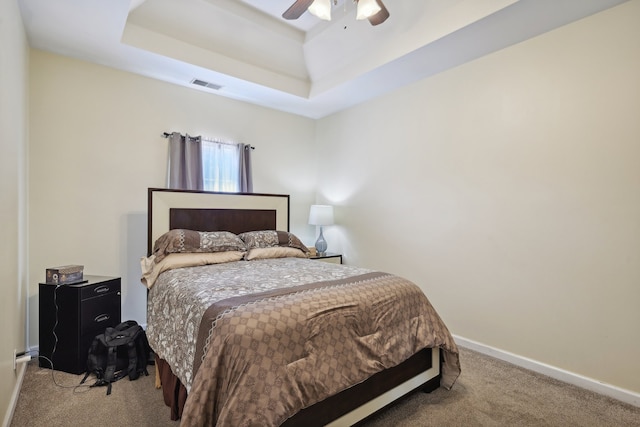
[[18, 0, 629, 118]]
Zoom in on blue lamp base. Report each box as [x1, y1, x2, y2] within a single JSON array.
[[315, 226, 328, 255]]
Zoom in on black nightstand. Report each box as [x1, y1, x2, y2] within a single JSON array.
[[39, 275, 121, 374], [310, 252, 343, 264]]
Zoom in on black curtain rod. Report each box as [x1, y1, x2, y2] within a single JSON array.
[[161, 132, 254, 150]]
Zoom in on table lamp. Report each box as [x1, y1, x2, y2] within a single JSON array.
[[308, 205, 334, 255]]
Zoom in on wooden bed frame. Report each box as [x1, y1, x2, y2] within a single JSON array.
[[147, 187, 442, 426]]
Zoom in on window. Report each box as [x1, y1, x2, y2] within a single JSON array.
[[202, 140, 241, 192], [166, 132, 252, 192]]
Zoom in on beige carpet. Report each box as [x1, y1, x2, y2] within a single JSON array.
[[10, 347, 640, 426]]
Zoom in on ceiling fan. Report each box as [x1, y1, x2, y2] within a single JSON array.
[[283, 0, 390, 26]]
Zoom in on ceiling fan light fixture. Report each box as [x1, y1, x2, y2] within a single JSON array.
[[308, 0, 332, 21], [356, 0, 381, 20]]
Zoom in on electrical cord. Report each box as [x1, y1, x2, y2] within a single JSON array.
[[51, 284, 60, 359], [36, 355, 93, 392], [36, 284, 93, 392]]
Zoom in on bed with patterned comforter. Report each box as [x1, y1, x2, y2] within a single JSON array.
[[145, 256, 460, 426]]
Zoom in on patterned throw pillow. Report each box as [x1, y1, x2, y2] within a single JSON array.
[[153, 229, 246, 262], [238, 230, 310, 260]]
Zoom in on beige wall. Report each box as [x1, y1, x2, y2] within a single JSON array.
[[0, 0, 29, 422], [12, 1, 640, 419], [316, 1, 640, 394], [28, 51, 317, 346]]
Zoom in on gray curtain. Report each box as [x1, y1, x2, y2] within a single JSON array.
[[238, 143, 253, 193], [167, 132, 203, 190]]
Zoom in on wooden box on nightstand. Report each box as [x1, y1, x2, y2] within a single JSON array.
[[39, 275, 121, 374]]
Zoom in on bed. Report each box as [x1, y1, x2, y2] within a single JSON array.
[[143, 188, 460, 426]]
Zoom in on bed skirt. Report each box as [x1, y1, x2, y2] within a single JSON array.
[[156, 355, 188, 421]]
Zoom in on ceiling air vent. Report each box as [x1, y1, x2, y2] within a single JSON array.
[[191, 79, 223, 90]]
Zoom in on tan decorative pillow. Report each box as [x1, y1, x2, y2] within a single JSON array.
[[153, 229, 246, 262], [140, 251, 245, 289], [244, 247, 309, 261]]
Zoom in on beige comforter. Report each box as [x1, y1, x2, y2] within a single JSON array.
[[146, 258, 460, 426]]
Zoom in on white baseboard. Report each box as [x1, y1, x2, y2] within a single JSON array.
[[453, 335, 640, 408], [2, 362, 28, 427]]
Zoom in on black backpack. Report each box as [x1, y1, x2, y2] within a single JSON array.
[[80, 320, 151, 395]]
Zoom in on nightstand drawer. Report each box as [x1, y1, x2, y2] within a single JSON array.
[[80, 292, 121, 336], [80, 277, 120, 300]]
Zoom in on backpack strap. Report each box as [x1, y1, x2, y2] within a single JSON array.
[[126, 338, 138, 380], [81, 333, 106, 386], [125, 325, 151, 380], [80, 371, 91, 385], [135, 328, 151, 378], [103, 345, 117, 381], [94, 345, 129, 395]]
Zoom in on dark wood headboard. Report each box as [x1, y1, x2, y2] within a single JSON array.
[[147, 188, 290, 256], [169, 208, 277, 234]]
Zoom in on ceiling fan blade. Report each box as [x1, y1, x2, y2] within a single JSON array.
[[368, 0, 389, 26], [282, 0, 314, 20]]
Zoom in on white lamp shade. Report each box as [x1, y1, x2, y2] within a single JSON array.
[[356, 0, 381, 20], [308, 205, 334, 226], [308, 0, 332, 21]]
